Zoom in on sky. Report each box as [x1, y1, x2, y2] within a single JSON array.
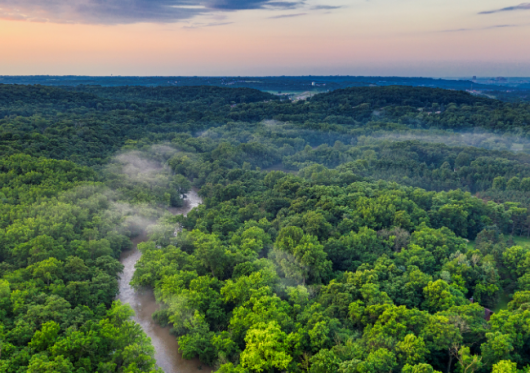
[[0, 0, 529, 77]]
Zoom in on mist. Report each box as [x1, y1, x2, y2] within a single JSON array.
[[356, 130, 530, 154], [104, 145, 191, 209]]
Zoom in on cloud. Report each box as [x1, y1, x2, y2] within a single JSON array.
[[183, 21, 233, 28], [484, 24, 518, 29], [268, 12, 307, 18], [207, 0, 302, 10], [479, 2, 530, 14], [440, 24, 518, 32], [0, 0, 303, 24], [311, 5, 342, 10], [265, 1, 304, 9]]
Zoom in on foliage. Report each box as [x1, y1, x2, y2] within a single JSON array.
[[3, 83, 530, 373]]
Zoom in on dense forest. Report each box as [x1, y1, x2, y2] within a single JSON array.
[[2, 83, 530, 373]]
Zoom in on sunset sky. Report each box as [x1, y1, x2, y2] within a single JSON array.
[[0, 0, 529, 76]]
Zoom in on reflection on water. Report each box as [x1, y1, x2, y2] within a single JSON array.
[[118, 189, 209, 373]]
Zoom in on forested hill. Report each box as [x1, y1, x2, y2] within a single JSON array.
[[310, 86, 495, 107], [65, 85, 279, 104], [0, 84, 102, 106], [0, 84, 276, 111], [1, 84, 530, 168]]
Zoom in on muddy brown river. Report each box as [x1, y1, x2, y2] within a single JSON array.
[[118, 190, 210, 373]]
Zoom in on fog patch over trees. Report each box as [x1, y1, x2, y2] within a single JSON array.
[[357, 130, 530, 153]]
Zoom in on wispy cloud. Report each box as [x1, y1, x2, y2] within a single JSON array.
[[440, 24, 518, 32], [0, 0, 303, 25], [268, 12, 307, 19], [266, 1, 304, 9], [479, 2, 530, 14], [311, 5, 342, 10], [183, 21, 233, 29]]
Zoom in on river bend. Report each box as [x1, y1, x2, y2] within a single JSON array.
[[118, 190, 207, 373]]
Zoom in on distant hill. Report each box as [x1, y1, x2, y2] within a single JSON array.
[[310, 86, 495, 107], [0, 75, 514, 93]]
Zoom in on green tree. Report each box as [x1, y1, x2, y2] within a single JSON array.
[[31, 258, 63, 285], [355, 348, 397, 373], [28, 321, 60, 352], [27, 355, 74, 373], [402, 363, 442, 373], [507, 177, 521, 191], [273, 227, 331, 284], [240, 321, 292, 373], [423, 280, 455, 312], [491, 360, 519, 373], [190, 230, 227, 277], [492, 176, 507, 191], [453, 345, 482, 373], [421, 315, 462, 373], [396, 334, 429, 366]]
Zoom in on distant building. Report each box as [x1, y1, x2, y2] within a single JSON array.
[[484, 308, 494, 322], [472, 76, 477, 80], [470, 297, 494, 321]]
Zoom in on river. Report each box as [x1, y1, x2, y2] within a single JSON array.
[[118, 189, 209, 373]]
